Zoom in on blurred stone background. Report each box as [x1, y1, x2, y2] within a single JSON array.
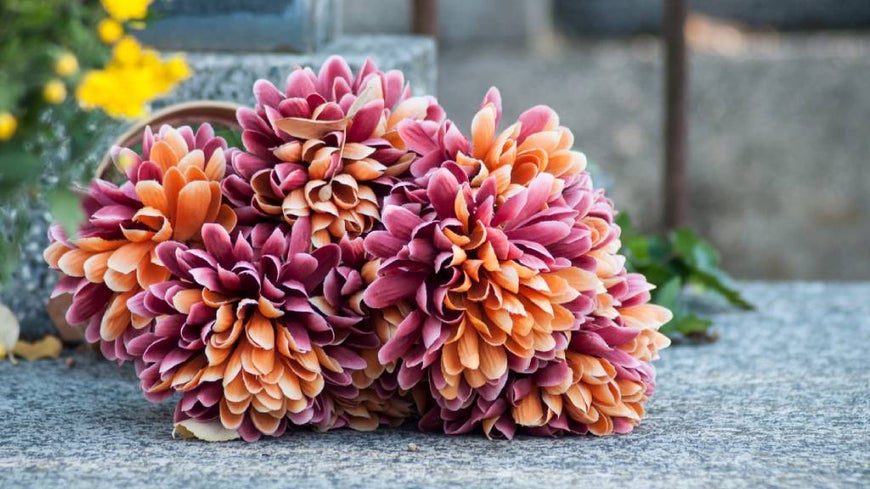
[[344, 0, 870, 280]]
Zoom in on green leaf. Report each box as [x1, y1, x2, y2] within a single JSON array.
[[670, 228, 720, 272], [214, 127, 243, 149], [650, 277, 682, 336], [0, 145, 42, 193], [47, 188, 84, 237], [670, 227, 753, 310], [652, 277, 682, 313], [618, 212, 753, 340], [674, 313, 713, 335], [690, 268, 755, 310]]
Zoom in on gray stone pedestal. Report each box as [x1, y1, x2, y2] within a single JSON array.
[[137, 0, 340, 53], [160, 35, 437, 107]]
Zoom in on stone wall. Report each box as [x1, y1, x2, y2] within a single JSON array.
[[341, 0, 553, 46]]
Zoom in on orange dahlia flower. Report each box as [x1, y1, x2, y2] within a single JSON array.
[[399, 87, 586, 201], [44, 124, 236, 360], [223, 56, 445, 248]]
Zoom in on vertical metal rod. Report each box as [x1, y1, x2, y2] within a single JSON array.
[[411, 0, 439, 38], [663, 0, 688, 229]]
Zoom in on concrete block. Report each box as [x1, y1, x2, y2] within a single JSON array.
[[136, 0, 340, 53]]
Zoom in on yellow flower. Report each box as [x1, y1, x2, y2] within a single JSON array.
[[55, 53, 79, 77], [165, 56, 191, 81], [75, 34, 191, 119], [101, 0, 151, 22], [98, 18, 124, 44], [0, 112, 16, 141], [113, 36, 142, 66], [44, 80, 68, 104]]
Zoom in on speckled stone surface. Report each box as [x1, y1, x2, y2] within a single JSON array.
[[160, 35, 437, 107], [2, 282, 868, 488]]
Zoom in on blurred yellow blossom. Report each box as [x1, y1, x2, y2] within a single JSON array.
[[75, 37, 191, 119], [101, 0, 151, 22], [0, 112, 17, 140], [113, 36, 142, 65], [98, 18, 124, 44], [165, 56, 192, 81], [43, 80, 67, 104], [55, 53, 79, 77]]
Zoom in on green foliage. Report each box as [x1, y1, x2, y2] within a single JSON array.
[[617, 213, 753, 341], [0, 1, 114, 285], [214, 126, 243, 150]]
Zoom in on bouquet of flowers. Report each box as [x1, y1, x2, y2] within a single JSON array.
[[45, 56, 671, 441]]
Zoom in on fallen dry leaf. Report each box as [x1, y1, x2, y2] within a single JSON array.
[[173, 419, 240, 442], [12, 335, 63, 361], [0, 304, 20, 363]]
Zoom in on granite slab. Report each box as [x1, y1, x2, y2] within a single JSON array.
[[1, 282, 868, 488], [136, 0, 340, 53]]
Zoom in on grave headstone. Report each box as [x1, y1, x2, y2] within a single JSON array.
[[136, 0, 340, 53]]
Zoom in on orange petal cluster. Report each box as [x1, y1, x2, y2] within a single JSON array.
[[225, 56, 445, 248], [44, 125, 236, 359], [457, 89, 586, 201]]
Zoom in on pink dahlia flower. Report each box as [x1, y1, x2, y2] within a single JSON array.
[[44, 124, 236, 361], [364, 166, 601, 417], [128, 223, 379, 441], [310, 237, 412, 431], [223, 56, 445, 247], [398, 87, 585, 199], [418, 272, 670, 438], [365, 88, 672, 437]]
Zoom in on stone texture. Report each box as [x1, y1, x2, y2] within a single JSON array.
[[136, 0, 339, 53], [437, 33, 870, 280], [341, 0, 553, 47], [2, 282, 868, 488], [159, 35, 437, 107]]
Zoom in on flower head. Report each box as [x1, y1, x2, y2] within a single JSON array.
[[55, 53, 79, 77], [44, 124, 236, 360], [365, 165, 602, 415], [223, 56, 445, 247], [76, 37, 191, 119], [399, 87, 586, 201], [128, 224, 374, 441], [97, 18, 124, 44], [365, 91, 671, 437], [311, 238, 413, 431], [43, 79, 67, 104], [0, 112, 16, 141], [101, 0, 151, 22]]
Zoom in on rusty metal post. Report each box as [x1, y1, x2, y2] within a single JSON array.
[[411, 0, 439, 38], [663, 0, 688, 229]]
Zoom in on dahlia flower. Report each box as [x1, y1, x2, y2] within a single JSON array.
[[418, 271, 671, 438], [44, 124, 236, 360], [398, 87, 586, 200], [310, 237, 412, 431], [128, 223, 387, 441], [365, 90, 671, 437], [365, 166, 602, 412], [223, 56, 445, 247]]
